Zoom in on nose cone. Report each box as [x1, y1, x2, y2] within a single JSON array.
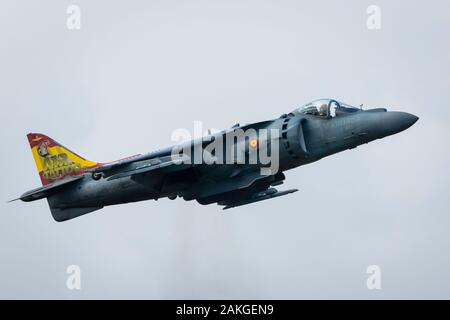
[[379, 111, 419, 137]]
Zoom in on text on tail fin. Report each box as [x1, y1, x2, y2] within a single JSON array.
[[27, 133, 99, 185]]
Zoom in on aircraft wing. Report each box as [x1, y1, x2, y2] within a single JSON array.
[[84, 119, 280, 202], [104, 155, 192, 181], [189, 171, 298, 209], [219, 187, 298, 210], [92, 119, 275, 174]]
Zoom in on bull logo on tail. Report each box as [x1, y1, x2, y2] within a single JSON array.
[[38, 141, 50, 158]]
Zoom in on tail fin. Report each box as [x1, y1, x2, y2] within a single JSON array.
[[27, 133, 99, 185]]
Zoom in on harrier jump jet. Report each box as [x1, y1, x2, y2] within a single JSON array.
[[12, 99, 418, 221]]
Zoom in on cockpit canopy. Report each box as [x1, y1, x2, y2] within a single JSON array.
[[295, 99, 361, 118]]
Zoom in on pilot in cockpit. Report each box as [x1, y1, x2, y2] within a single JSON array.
[[319, 103, 328, 117]]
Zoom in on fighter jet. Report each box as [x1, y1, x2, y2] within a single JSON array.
[[11, 99, 418, 221]]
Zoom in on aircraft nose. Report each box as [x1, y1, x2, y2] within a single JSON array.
[[380, 111, 419, 136]]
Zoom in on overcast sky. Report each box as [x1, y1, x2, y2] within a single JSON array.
[[1, 0, 449, 299]]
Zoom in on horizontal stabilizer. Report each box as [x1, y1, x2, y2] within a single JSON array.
[[13, 175, 85, 202]]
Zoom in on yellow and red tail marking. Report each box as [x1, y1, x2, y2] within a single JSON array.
[[27, 133, 100, 185]]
